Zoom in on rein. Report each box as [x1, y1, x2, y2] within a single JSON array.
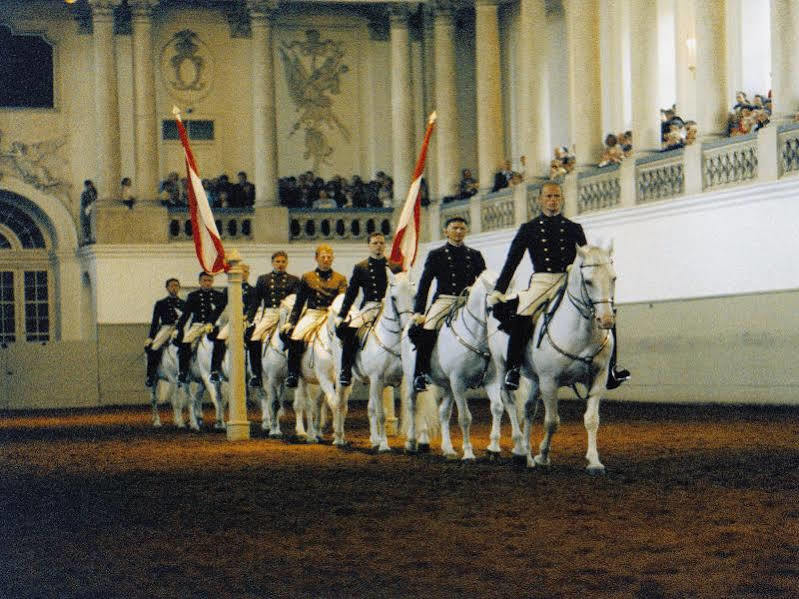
[[447, 286, 491, 361]]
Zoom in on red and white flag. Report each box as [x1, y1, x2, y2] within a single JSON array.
[[173, 106, 227, 275], [390, 111, 437, 271]]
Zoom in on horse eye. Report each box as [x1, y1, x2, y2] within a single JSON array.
[[585, 280, 593, 286]]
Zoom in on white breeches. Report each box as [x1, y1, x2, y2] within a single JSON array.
[[513, 273, 565, 316], [423, 295, 457, 330], [151, 325, 176, 350], [346, 301, 381, 329], [183, 322, 208, 344], [250, 308, 280, 341], [291, 308, 328, 341]]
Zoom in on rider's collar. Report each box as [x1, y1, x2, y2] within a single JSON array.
[[539, 212, 562, 221], [315, 267, 333, 280], [368, 255, 386, 263], [446, 240, 465, 248]]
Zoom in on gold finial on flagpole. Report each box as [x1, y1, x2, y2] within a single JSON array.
[[428, 111, 437, 124], [172, 105, 182, 121]]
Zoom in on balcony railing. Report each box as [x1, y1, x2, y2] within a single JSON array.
[[637, 148, 684, 204], [778, 121, 799, 176], [288, 207, 393, 241], [439, 198, 471, 227], [167, 207, 254, 241], [702, 133, 758, 190], [578, 164, 621, 214], [480, 188, 515, 232]]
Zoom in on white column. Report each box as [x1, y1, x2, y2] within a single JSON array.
[[433, 1, 459, 200], [600, 0, 629, 136], [518, 0, 550, 178], [130, 1, 159, 202], [565, 0, 603, 166], [770, 0, 799, 118], [225, 249, 250, 441], [390, 5, 414, 204], [629, 1, 661, 152], [725, 0, 743, 107], [249, 1, 279, 206], [90, 0, 122, 200], [694, 0, 728, 135], [475, 0, 504, 188], [675, 0, 697, 121]]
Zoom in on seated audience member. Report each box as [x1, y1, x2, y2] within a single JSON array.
[[491, 160, 515, 192], [313, 189, 337, 210], [684, 121, 698, 146], [202, 178, 219, 207], [121, 177, 136, 209], [598, 134, 624, 167], [178, 177, 189, 206], [232, 171, 255, 207], [159, 171, 180, 206], [216, 174, 233, 207], [619, 130, 633, 157], [458, 169, 479, 200], [549, 146, 576, 179]]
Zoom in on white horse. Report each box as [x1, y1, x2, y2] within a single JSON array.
[[148, 343, 192, 428], [182, 334, 228, 430], [489, 243, 616, 473], [401, 271, 526, 460], [330, 272, 415, 450]]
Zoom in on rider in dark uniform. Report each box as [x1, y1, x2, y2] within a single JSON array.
[[281, 244, 347, 388], [490, 182, 630, 390], [144, 278, 185, 387], [209, 265, 255, 383], [411, 216, 486, 392], [174, 272, 226, 383], [335, 233, 402, 386], [246, 251, 300, 387]]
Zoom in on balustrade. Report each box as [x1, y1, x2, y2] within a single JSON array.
[[636, 149, 684, 204], [577, 165, 621, 214], [480, 188, 515, 232], [439, 198, 470, 227], [702, 134, 758, 189], [167, 207, 254, 242], [778, 122, 799, 177], [288, 208, 393, 241]]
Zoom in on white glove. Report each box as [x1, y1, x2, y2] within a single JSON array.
[[412, 313, 426, 326], [203, 323, 214, 334], [144, 338, 153, 349], [334, 316, 344, 328], [487, 290, 505, 307], [280, 322, 293, 333]]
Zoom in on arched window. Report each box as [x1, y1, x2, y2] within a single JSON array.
[[0, 195, 51, 344]]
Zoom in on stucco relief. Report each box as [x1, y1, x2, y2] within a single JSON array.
[[0, 131, 70, 198], [279, 29, 350, 171], [159, 30, 214, 106]]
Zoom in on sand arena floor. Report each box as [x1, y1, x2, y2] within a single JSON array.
[[0, 399, 797, 598]]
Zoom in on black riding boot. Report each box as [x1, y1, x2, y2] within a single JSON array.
[[286, 340, 304, 388], [504, 315, 533, 390], [145, 348, 162, 387], [248, 340, 263, 387], [413, 329, 436, 392], [606, 324, 631, 390], [210, 340, 225, 382], [339, 327, 358, 386], [178, 343, 191, 383]]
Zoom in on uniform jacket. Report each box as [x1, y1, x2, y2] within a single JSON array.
[[148, 295, 186, 338], [495, 213, 587, 294], [339, 257, 403, 318], [246, 271, 300, 321], [222, 282, 255, 318], [289, 268, 348, 326], [414, 242, 486, 314], [176, 287, 226, 330]]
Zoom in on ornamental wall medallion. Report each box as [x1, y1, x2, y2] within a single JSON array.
[[279, 29, 351, 171], [159, 30, 214, 106]]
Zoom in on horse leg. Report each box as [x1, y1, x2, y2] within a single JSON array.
[[584, 392, 605, 474], [292, 383, 307, 439], [484, 379, 504, 455], [403, 389, 418, 453], [452, 388, 475, 461], [522, 380, 540, 467], [184, 382, 201, 431], [150, 383, 162, 428], [438, 391, 457, 458], [166, 382, 184, 429], [534, 381, 560, 467], [206, 377, 226, 431], [369, 379, 390, 452]]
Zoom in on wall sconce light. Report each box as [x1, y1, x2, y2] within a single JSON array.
[[686, 37, 696, 78]]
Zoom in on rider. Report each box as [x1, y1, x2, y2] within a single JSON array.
[[281, 244, 347, 388], [174, 272, 227, 384], [246, 251, 300, 388], [335, 233, 403, 387], [411, 216, 486, 392], [144, 277, 185, 387], [209, 264, 255, 383], [489, 182, 630, 391]]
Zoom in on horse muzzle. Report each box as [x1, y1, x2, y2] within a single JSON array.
[[596, 313, 615, 330]]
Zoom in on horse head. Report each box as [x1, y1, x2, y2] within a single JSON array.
[[386, 270, 415, 329], [275, 294, 297, 350], [571, 241, 616, 330], [466, 269, 498, 320]]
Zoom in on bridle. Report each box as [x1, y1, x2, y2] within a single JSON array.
[[447, 282, 491, 361], [366, 281, 413, 358], [566, 261, 616, 321]]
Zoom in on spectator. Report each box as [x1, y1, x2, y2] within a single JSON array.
[[121, 177, 136, 209], [599, 134, 625, 166], [458, 169, 479, 201], [158, 171, 180, 206], [232, 171, 255, 207], [619, 130, 633, 157], [491, 159, 515, 192], [202, 178, 219, 208], [313, 189, 337, 210], [216, 174, 232, 207], [80, 179, 97, 244], [179, 177, 189, 206]]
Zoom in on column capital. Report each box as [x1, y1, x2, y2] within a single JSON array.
[[128, 1, 159, 19], [247, 0, 278, 19], [88, 0, 123, 18], [388, 3, 411, 24], [475, 0, 502, 8]]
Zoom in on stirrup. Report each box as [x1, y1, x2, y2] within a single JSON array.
[[177, 373, 188, 385], [285, 373, 299, 388], [249, 377, 262, 388], [339, 372, 352, 387], [413, 374, 428, 392], [606, 368, 630, 390], [504, 367, 520, 391], [145, 376, 156, 388], [209, 371, 221, 383]]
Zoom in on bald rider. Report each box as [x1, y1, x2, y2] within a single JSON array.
[[144, 277, 185, 387], [410, 216, 486, 392], [174, 272, 227, 384], [245, 251, 300, 388], [334, 232, 402, 386], [489, 182, 630, 391], [209, 264, 255, 383], [281, 244, 347, 388]]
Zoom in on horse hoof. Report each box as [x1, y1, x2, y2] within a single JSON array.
[[418, 443, 431, 454], [268, 432, 282, 439], [533, 455, 550, 467], [485, 450, 501, 461], [152, 421, 162, 428], [404, 441, 417, 454], [461, 456, 476, 464], [378, 446, 392, 454], [587, 465, 606, 476], [511, 454, 527, 469], [214, 423, 226, 431], [444, 452, 459, 461]]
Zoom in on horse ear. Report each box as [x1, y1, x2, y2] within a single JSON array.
[[604, 238, 614, 256], [576, 243, 587, 260]]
